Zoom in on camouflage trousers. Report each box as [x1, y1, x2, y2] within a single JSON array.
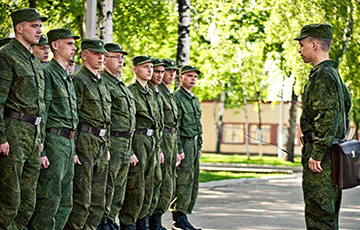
[[302, 143, 342, 230], [65, 132, 108, 230], [170, 136, 199, 214], [102, 136, 131, 223], [29, 132, 75, 230], [151, 132, 177, 215], [0, 118, 41, 230], [119, 133, 156, 225], [148, 151, 162, 216]]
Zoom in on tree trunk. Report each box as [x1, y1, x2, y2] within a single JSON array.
[[242, 74, 250, 159], [338, 0, 354, 63], [84, 0, 97, 38], [257, 99, 263, 159], [29, 0, 36, 8], [278, 83, 285, 158], [285, 89, 298, 162], [176, 0, 191, 88], [215, 91, 226, 153], [99, 0, 113, 43]]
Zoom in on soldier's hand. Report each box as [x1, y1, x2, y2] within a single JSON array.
[[107, 151, 111, 161], [40, 156, 50, 170], [74, 155, 82, 165], [309, 157, 323, 173], [176, 154, 181, 167], [130, 154, 138, 167], [179, 152, 185, 160], [160, 152, 164, 164], [0, 142, 10, 156]]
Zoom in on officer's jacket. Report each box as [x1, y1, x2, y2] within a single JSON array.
[[300, 60, 351, 161], [158, 83, 178, 130], [174, 86, 203, 153], [0, 38, 45, 143]]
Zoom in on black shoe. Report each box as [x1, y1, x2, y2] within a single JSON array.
[[136, 216, 150, 230], [121, 223, 136, 230], [171, 212, 189, 230], [149, 214, 167, 230], [182, 214, 201, 230]]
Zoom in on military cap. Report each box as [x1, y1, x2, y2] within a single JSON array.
[[0, 38, 12, 48], [180, 65, 201, 75], [163, 58, 177, 70], [152, 58, 166, 67], [47, 28, 80, 44], [34, 34, 48, 46], [11, 8, 47, 26], [132, 55, 152, 66], [81, 38, 107, 53], [104, 43, 128, 55], [294, 23, 332, 41]]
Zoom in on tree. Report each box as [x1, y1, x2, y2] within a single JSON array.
[[99, 0, 113, 42]]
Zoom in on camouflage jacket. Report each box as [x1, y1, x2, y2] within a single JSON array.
[[158, 83, 178, 130], [149, 83, 164, 143], [174, 86, 203, 153], [300, 60, 351, 161]]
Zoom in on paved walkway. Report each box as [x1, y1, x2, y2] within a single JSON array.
[[162, 174, 360, 229]]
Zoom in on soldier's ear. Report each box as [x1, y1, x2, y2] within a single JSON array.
[[51, 41, 58, 51], [132, 66, 137, 74]]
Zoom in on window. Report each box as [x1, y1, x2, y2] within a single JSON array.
[[222, 124, 244, 143], [249, 125, 271, 144]]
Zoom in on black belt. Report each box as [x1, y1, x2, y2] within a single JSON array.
[[110, 131, 132, 139], [134, 129, 154, 137], [78, 123, 107, 137], [46, 128, 76, 139], [164, 127, 176, 134], [300, 132, 315, 145], [4, 109, 42, 126]]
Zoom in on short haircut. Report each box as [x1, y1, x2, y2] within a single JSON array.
[[14, 21, 26, 33], [308, 36, 332, 52]]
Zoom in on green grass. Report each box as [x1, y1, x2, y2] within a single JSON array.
[[200, 153, 302, 167], [199, 171, 285, 182]]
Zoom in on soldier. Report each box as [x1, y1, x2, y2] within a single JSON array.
[[28, 28, 80, 230], [0, 8, 47, 229], [0, 38, 12, 48], [32, 34, 49, 65], [170, 65, 203, 230], [97, 43, 136, 230], [65, 38, 111, 230], [119, 55, 160, 230], [149, 58, 181, 230], [295, 24, 351, 229]]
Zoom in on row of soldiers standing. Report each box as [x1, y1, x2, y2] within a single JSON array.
[[0, 8, 203, 230]]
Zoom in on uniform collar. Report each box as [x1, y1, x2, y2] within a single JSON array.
[[11, 38, 33, 59], [149, 83, 159, 93], [102, 70, 121, 85], [310, 60, 338, 76], [159, 82, 173, 94], [49, 58, 69, 79], [134, 80, 149, 94], [179, 86, 194, 99], [81, 66, 101, 82]]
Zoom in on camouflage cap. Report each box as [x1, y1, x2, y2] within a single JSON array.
[[47, 28, 80, 44], [104, 43, 128, 55], [11, 8, 47, 26], [152, 58, 166, 67], [0, 38, 12, 48], [81, 38, 107, 53], [180, 65, 201, 75], [163, 58, 177, 70], [294, 24, 332, 41], [34, 34, 48, 46], [132, 55, 152, 66]]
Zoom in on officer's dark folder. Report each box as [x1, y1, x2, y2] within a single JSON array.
[[331, 139, 360, 190]]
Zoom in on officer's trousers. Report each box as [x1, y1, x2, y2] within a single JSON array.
[[0, 118, 41, 230], [65, 132, 108, 230], [170, 136, 199, 214], [30, 132, 75, 230]]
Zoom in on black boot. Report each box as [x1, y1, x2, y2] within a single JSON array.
[[149, 214, 167, 230], [171, 212, 189, 230], [121, 223, 136, 230], [136, 216, 150, 230], [97, 222, 111, 230], [182, 214, 201, 230]]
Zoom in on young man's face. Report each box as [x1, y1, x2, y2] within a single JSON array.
[[20, 19, 43, 45], [104, 51, 125, 76], [83, 50, 104, 71], [180, 71, 198, 91], [298, 37, 314, 64], [150, 65, 165, 85], [134, 62, 153, 82], [33, 44, 49, 63], [56, 38, 77, 62], [163, 68, 176, 85]]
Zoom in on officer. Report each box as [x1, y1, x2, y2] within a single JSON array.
[[0, 8, 47, 229], [32, 34, 49, 65], [149, 58, 180, 230], [147, 58, 166, 230], [0, 38, 12, 48], [97, 43, 136, 230], [65, 38, 111, 230], [119, 55, 160, 230], [295, 24, 351, 229], [170, 65, 203, 230], [28, 28, 80, 230]]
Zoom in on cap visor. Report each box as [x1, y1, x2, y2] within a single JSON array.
[[136, 60, 153, 65], [165, 66, 178, 70]]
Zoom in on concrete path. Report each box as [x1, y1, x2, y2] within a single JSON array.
[[162, 174, 360, 230]]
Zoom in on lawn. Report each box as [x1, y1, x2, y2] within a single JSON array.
[[199, 171, 285, 183]]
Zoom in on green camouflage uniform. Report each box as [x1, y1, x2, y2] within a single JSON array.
[[147, 84, 164, 216], [101, 70, 136, 224], [170, 86, 202, 214], [0, 38, 45, 230], [301, 60, 351, 230], [119, 80, 161, 225], [65, 66, 111, 230], [151, 83, 178, 215], [29, 58, 78, 230]]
